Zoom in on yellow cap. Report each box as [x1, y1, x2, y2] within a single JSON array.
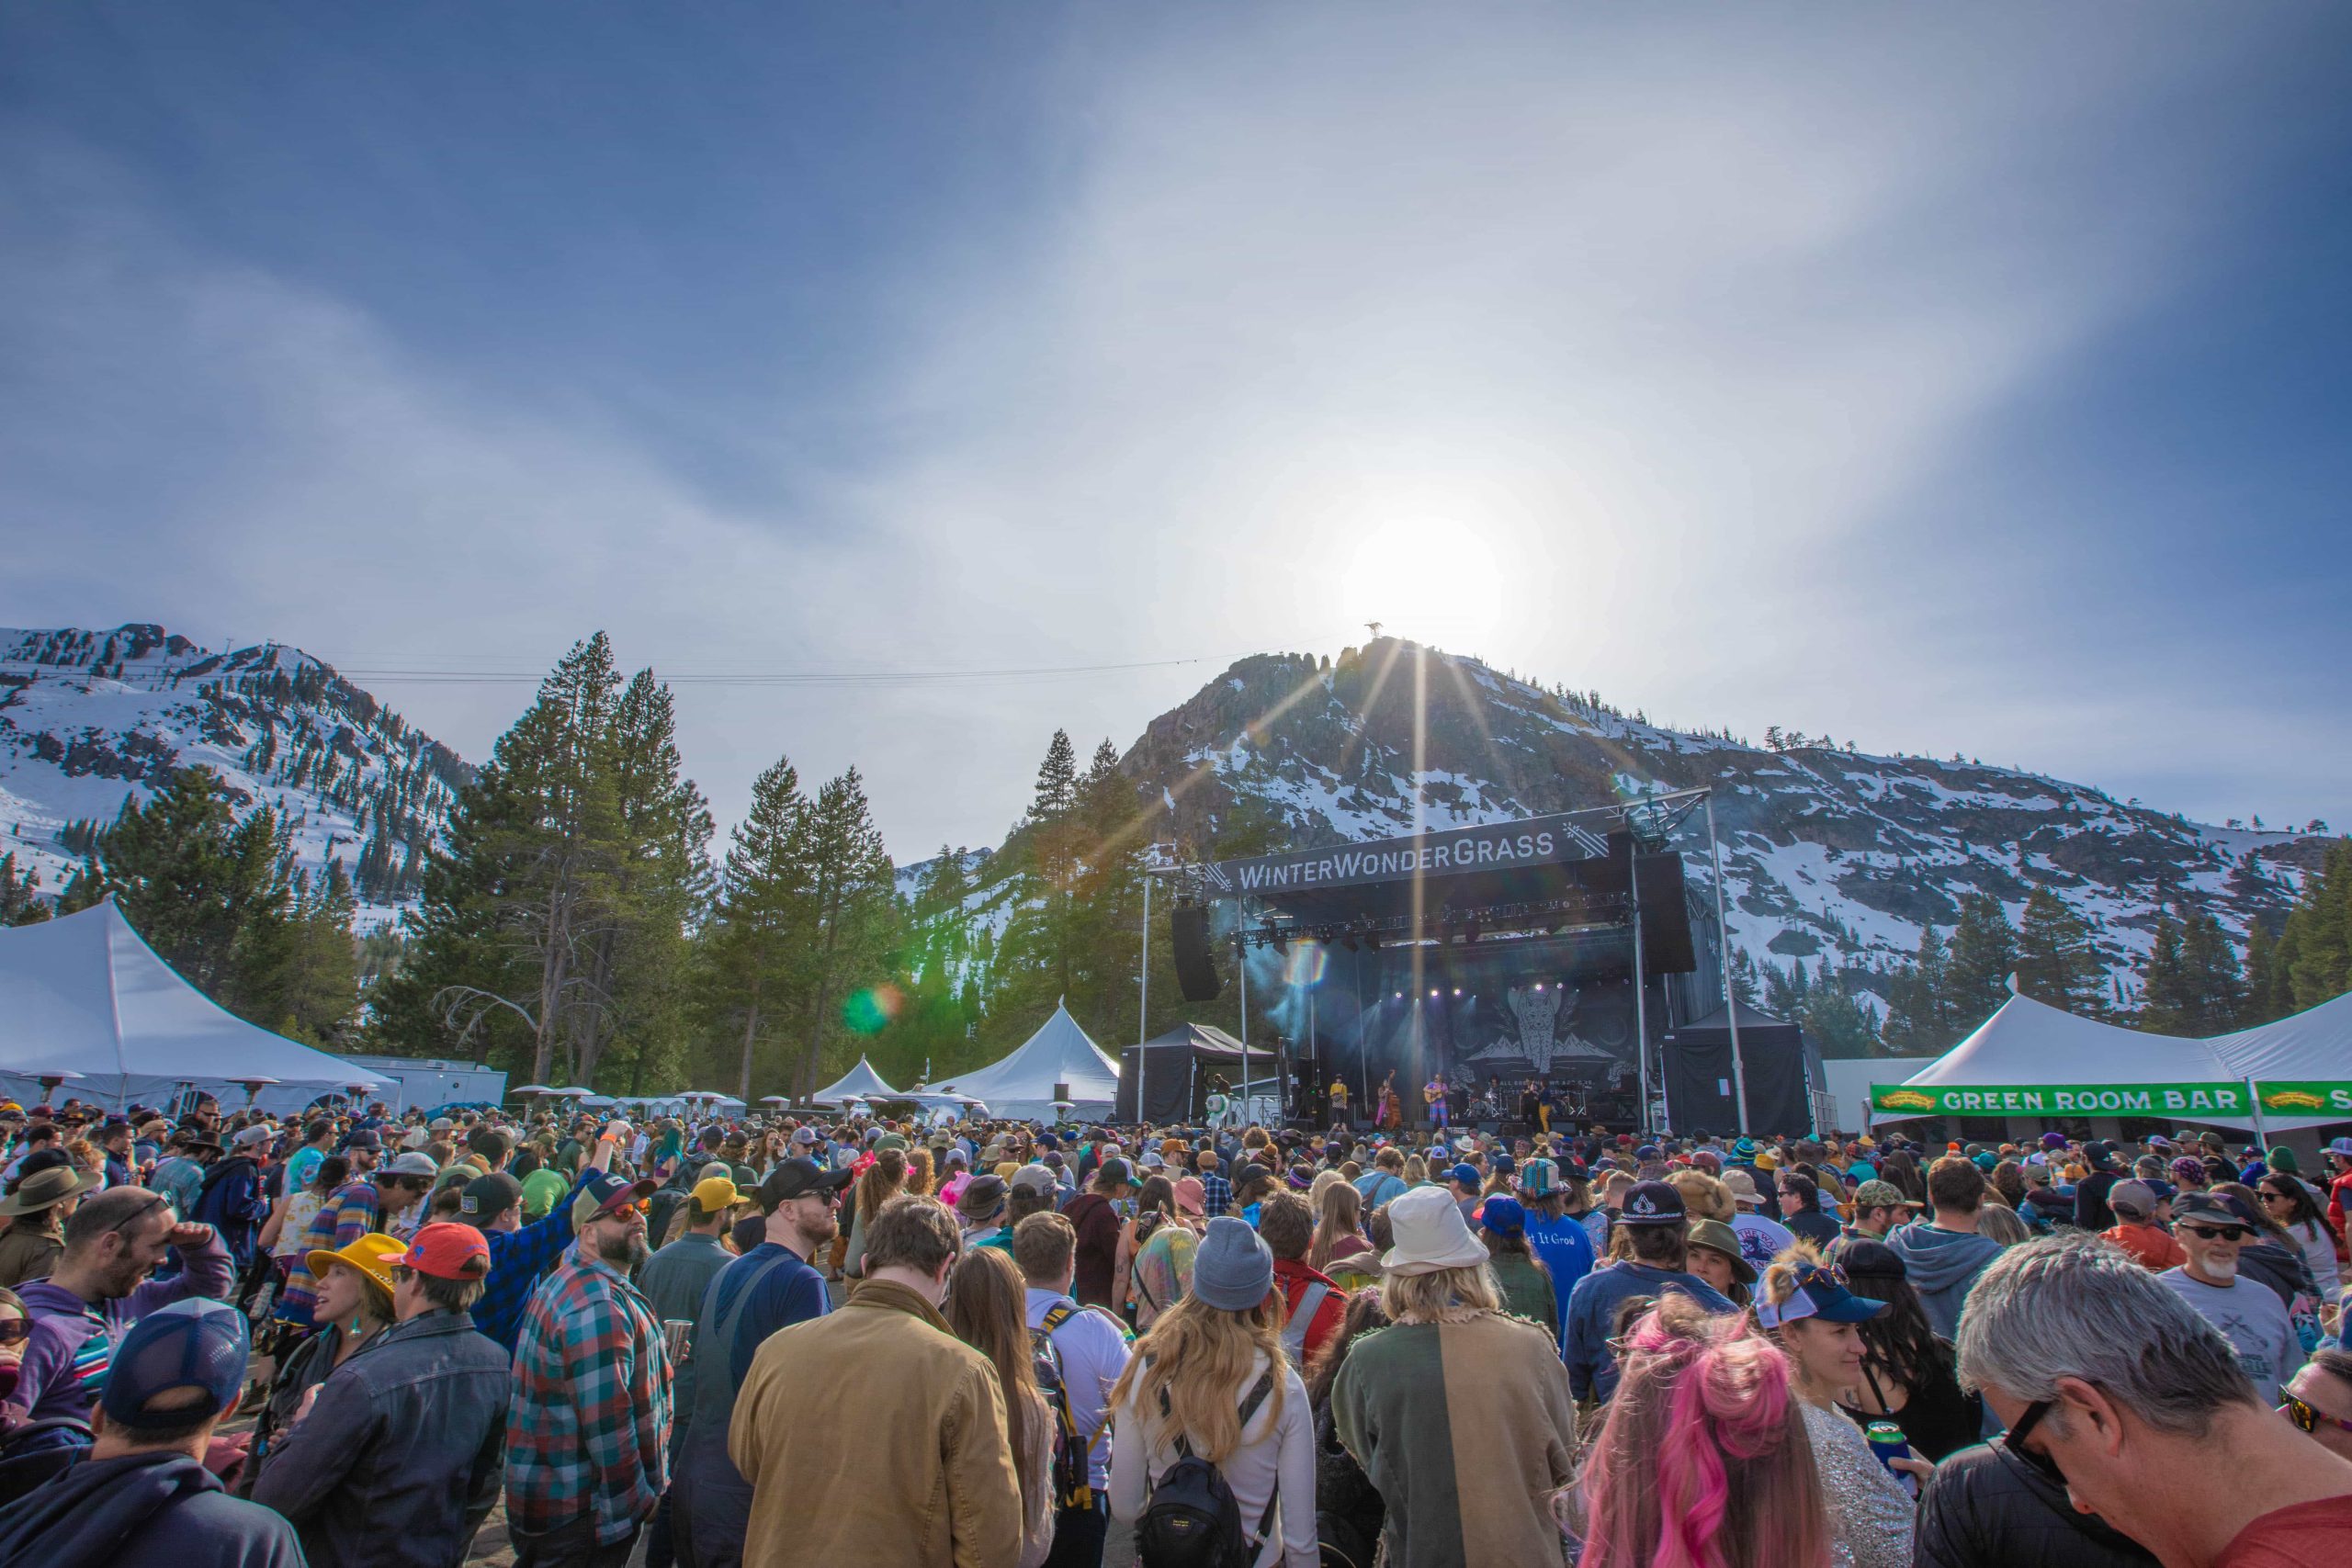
[[306, 1232, 407, 1295], [693, 1175, 741, 1212]]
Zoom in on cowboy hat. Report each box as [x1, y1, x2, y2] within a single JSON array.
[[0, 1162, 103, 1216]]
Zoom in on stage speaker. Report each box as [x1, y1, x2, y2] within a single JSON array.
[[1172, 905, 1224, 1000], [1634, 853, 1697, 974]]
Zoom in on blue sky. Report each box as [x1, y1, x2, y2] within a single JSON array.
[[4, 3, 2348, 856]]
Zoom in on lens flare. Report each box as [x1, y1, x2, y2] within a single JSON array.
[[842, 984, 904, 1036]]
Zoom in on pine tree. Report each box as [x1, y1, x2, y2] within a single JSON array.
[[793, 769, 898, 1098], [1881, 926, 1958, 1054], [0, 854, 47, 925], [1029, 730, 1079, 825], [1798, 969, 1883, 1059], [1945, 895, 2018, 1024], [2015, 888, 2101, 1014], [2177, 908, 2247, 1033], [705, 755, 814, 1099], [2138, 911, 2192, 1032], [2280, 841, 2352, 1012]]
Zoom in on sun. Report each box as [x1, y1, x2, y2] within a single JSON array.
[[1340, 520, 1501, 638]]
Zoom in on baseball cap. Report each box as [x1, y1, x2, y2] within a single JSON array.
[[571, 1171, 661, 1227], [757, 1156, 854, 1210], [1850, 1179, 1913, 1212], [1618, 1180, 1687, 1226], [1720, 1168, 1765, 1208], [790, 1127, 818, 1145], [1477, 1194, 1527, 1236], [458, 1171, 524, 1221], [956, 1175, 1008, 1221], [1758, 1261, 1886, 1328], [101, 1299, 250, 1428], [2173, 1192, 2259, 1232], [2108, 1179, 2156, 1220], [2326, 1136, 2352, 1157], [693, 1175, 743, 1213], [399, 1223, 492, 1280], [382, 1151, 441, 1179], [233, 1123, 275, 1149], [1448, 1163, 1480, 1189], [1009, 1163, 1057, 1196], [344, 1129, 383, 1152]]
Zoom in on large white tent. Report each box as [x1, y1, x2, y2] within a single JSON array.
[[937, 1000, 1119, 1122], [0, 900, 385, 1115], [810, 1055, 899, 1105], [1873, 987, 2352, 1132]]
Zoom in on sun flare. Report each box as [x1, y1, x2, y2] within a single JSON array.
[[1340, 520, 1502, 638]]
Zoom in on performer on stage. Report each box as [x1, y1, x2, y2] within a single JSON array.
[[1379, 1071, 1401, 1130], [1537, 1077, 1557, 1134], [1520, 1077, 1543, 1130], [1329, 1075, 1351, 1127], [1423, 1071, 1450, 1130]]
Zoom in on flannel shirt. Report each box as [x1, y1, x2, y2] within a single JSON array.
[[469, 1166, 599, 1351], [505, 1242, 675, 1545], [1199, 1171, 1232, 1219], [277, 1179, 382, 1321]]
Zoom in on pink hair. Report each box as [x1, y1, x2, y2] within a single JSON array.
[[1577, 1298, 1827, 1568]]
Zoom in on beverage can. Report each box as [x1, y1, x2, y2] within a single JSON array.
[[662, 1317, 694, 1363], [1866, 1421, 1917, 1496]]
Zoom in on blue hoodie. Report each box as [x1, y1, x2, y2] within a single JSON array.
[[1884, 1222, 2006, 1339], [0, 1450, 302, 1568]]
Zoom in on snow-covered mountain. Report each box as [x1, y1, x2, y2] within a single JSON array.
[[1007, 639, 2327, 994], [0, 625, 469, 928]]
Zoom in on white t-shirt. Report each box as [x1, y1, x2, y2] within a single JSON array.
[[2158, 1267, 2304, 1404], [1731, 1211, 1797, 1269]]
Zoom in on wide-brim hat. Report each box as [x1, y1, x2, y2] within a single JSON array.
[[1378, 1185, 1491, 1276], [306, 1233, 407, 1296], [0, 1163, 103, 1215]]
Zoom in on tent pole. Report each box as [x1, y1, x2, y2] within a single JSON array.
[[1706, 793, 1750, 1137], [1137, 870, 1150, 1125], [1632, 840, 1649, 1135], [2245, 1077, 2268, 1151]]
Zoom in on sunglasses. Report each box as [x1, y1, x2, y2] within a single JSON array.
[[0, 1316, 30, 1347], [2281, 1393, 2352, 1436], [2002, 1398, 2066, 1485], [2179, 1224, 2249, 1242], [109, 1195, 170, 1238], [600, 1201, 644, 1222]]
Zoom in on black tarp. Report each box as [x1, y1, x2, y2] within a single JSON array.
[[1662, 1000, 1819, 1137], [1115, 1023, 1277, 1122]]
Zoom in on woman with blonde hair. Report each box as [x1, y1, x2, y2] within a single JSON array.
[[1108, 1217, 1317, 1566], [844, 1145, 908, 1278], [1306, 1179, 1375, 1288], [947, 1247, 1057, 1568], [1401, 1153, 1428, 1188], [1753, 1252, 1921, 1568], [1576, 1294, 1827, 1568], [1332, 1186, 1576, 1565]]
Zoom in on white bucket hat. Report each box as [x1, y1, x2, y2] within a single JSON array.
[[1378, 1185, 1492, 1276]]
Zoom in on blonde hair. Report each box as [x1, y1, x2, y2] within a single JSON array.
[[1378, 1260, 1501, 1324], [1401, 1155, 1428, 1187], [1108, 1292, 1288, 1466]]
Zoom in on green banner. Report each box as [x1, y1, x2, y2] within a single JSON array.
[[1870, 1082, 2253, 1116], [2252, 1081, 2352, 1115]]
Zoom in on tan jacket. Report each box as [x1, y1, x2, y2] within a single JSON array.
[[730, 1277, 1023, 1568], [0, 1219, 63, 1291]]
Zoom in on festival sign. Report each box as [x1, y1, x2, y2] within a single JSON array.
[[1198, 810, 1612, 897], [1870, 1081, 2255, 1117], [2251, 1081, 2352, 1115]]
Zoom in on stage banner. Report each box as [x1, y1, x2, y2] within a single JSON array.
[[1870, 1081, 2255, 1117], [1198, 810, 1612, 897], [2252, 1081, 2352, 1115]]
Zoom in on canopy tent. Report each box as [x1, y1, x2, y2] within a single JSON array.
[[937, 1000, 1119, 1122], [2208, 991, 2352, 1130], [810, 1055, 899, 1106], [1870, 991, 2250, 1128], [1662, 999, 1825, 1138], [1114, 1022, 1276, 1123], [0, 899, 386, 1116]]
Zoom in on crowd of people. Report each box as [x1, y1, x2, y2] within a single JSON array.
[[0, 1089, 2347, 1567]]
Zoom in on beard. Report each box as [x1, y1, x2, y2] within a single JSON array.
[[598, 1230, 649, 1270], [2199, 1254, 2239, 1280], [798, 1209, 841, 1247]]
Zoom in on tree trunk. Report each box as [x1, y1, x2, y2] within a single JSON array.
[[737, 988, 762, 1101]]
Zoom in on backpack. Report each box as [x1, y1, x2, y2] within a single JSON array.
[[1031, 1303, 1096, 1511], [1137, 1371, 1278, 1568]]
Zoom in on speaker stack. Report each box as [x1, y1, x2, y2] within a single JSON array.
[[1172, 904, 1223, 1001]]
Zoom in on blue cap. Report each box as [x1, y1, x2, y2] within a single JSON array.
[[1758, 1262, 1887, 1328], [1478, 1194, 1527, 1236], [1847, 1161, 1876, 1182], [1635, 1144, 1661, 1161], [1449, 1163, 1480, 1189], [1490, 1153, 1515, 1175], [102, 1298, 249, 1427]]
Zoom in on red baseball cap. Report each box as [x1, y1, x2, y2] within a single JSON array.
[[400, 1222, 492, 1280]]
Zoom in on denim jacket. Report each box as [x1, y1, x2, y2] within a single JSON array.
[[251, 1308, 512, 1568]]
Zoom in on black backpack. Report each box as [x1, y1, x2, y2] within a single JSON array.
[[1138, 1371, 1278, 1568]]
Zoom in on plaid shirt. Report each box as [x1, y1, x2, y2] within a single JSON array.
[[469, 1168, 598, 1351], [276, 1179, 381, 1321], [1199, 1171, 1232, 1218], [506, 1242, 674, 1544]]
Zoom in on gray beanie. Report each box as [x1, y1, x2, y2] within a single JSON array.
[[1191, 1216, 1274, 1312]]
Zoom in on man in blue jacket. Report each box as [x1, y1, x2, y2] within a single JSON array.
[[253, 1223, 512, 1567], [0, 1299, 302, 1568], [1562, 1180, 1734, 1401]]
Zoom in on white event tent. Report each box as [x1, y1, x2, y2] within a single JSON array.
[[1873, 987, 2352, 1133], [810, 1055, 899, 1106], [0, 900, 385, 1116], [937, 1000, 1119, 1122]]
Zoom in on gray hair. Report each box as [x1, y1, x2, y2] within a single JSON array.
[[1955, 1235, 2254, 1435]]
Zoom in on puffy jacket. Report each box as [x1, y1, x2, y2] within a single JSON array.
[[1914, 1440, 2154, 1568], [250, 1308, 511, 1568], [0, 1450, 303, 1568]]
